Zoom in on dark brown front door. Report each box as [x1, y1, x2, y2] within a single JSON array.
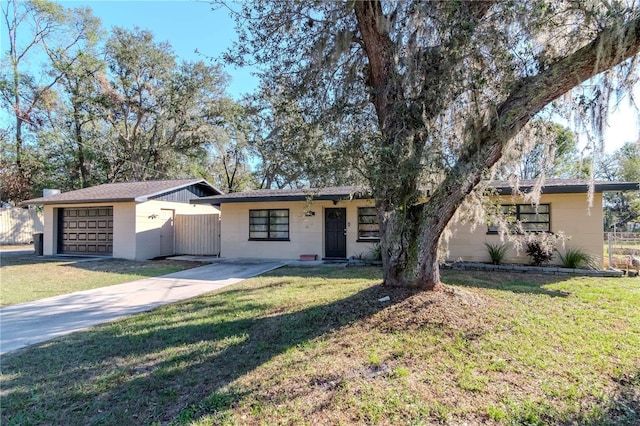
[[58, 207, 113, 255], [325, 208, 347, 258]]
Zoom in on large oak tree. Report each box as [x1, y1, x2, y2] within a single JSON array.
[[225, 0, 640, 289]]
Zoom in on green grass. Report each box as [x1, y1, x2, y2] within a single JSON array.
[[0, 256, 204, 306], [1, 266, 639, 425]]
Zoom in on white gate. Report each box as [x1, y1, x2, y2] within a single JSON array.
[[174, 214, 220, 256]]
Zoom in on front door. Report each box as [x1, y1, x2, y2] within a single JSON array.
[[159, 209, 175, 256], [325, 208, 347, 258]]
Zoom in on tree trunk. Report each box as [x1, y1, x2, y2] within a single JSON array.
[[72, 96, 90, 188], [355, 1, 640, 291], [378, 203, 442, 290], [15, 116, 23, 175], [378, 181, 472, 290]]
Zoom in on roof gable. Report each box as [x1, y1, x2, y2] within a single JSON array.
[[21, 179, 223, 206]]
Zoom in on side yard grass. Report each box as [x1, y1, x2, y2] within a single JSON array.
[[1, 266, 639, 425], [0, 256, 206, 306]]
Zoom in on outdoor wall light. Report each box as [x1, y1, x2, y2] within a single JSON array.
[[305, 211, 316, 217]]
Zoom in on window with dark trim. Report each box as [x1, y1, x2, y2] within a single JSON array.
[[358, 207, 380, 241], [487, 204, 550, 234], [249, 209, 289, 240]]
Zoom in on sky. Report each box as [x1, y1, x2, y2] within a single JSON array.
[[57, 0, 259, 98], [2, 0, 639, 153]]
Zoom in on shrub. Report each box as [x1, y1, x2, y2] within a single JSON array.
[[368, 242, 382, 261], [524, 233, 556, 266], [485, 242, 509, 265], [558, 248, 597, 269]]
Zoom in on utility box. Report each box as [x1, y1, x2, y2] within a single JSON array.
[[33, 232, 43, 256]]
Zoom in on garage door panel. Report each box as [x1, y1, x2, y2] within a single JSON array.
[[59, 207, 113, 256]]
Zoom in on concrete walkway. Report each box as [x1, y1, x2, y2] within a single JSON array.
[[0, 259, 285, 355], [0, 244, 35, 257]]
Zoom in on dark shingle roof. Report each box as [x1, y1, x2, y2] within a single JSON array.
[[489, 179, 640, 195], [192, 179, 639, 205], [21, 179, 222, 205], [191, 186, 368, 204]]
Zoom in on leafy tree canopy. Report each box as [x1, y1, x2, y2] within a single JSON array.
[[223, 0, 640, 289], [1, 0, 243, 202]]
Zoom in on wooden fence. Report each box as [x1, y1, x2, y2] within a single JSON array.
[[604, 232, 640, 269], [174, 214, 220, 256], [0, 208, 44, 245]]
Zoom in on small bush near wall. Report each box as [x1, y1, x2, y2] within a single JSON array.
[[524, 233, 557, 266], [484, 242, 509, 265], [558, 248, 598, 269], [368, 243, 382, 262]]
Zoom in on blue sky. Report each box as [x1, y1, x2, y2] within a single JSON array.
[[2, 0, 638, 152], [58, 0, 639, 152], [58, 0, 258, 98]]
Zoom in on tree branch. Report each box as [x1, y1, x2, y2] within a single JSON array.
[[428, 16, 640, 230]]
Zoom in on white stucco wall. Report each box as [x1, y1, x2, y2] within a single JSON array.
[[446, 193, 604, 266], [134, 200, 218, 260], [42, 201, 218, 260], [113, 203, 136, 259], [219, 193, 604, 266], [42, 204, 56, 256], [220, 199, 378, 259]]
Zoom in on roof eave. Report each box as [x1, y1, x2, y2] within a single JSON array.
[[595, 182, 640, 192], [191, 193, 365, 205], [495, 182, 640, 195], [20, 197, 136, 206]]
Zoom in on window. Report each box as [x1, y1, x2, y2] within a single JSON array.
[[358, 207, 380, 241], [487, 204, 550, 234], [249, 209, 289, 240]]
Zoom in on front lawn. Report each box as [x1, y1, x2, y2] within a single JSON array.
[[1, 267, 638, 425], [0, 256, 206, 306]]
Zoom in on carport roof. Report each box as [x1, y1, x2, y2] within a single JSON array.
[[191, 179, 639, 204], [21, 179, 222, 205]]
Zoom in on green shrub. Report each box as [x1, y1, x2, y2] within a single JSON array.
[[558, 247, 597, 269], [524, 233, 556, 266], [368, 242, 382, 261], [485, 242, 509, 265]]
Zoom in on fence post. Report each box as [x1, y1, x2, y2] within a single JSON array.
[[608, 232, 613, 269]]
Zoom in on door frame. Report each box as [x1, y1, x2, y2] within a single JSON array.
[[324, 207, 347, 258]]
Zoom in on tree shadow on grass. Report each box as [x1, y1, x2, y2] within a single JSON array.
[[64, 258, 207, 277], [0, 253, 63, 267], [0, 253, 204, 277], [513, 367, 640, 426], [0, 277, 414, 425], [597, 368, 640, 426], [442, 269, 572, 297]]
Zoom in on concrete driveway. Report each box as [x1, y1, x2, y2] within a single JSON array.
[[0, 258, 285, 355]]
